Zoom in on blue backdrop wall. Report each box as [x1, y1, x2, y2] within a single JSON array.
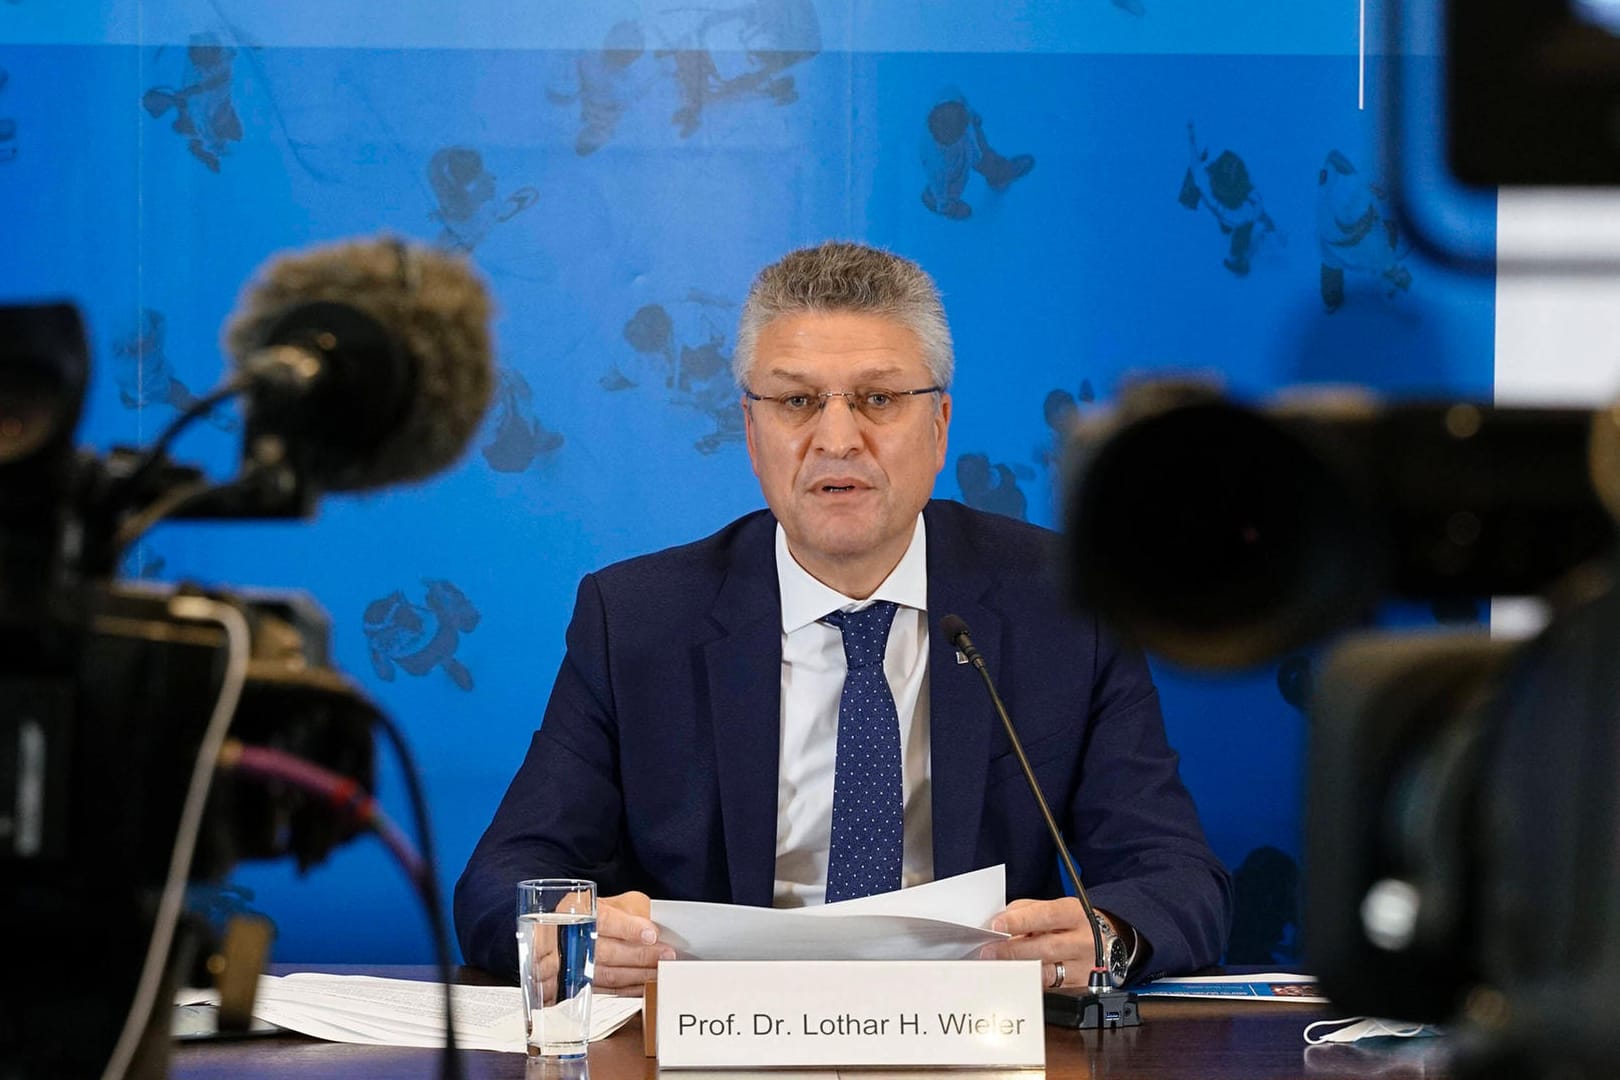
[[0, 1, 1494, 965]]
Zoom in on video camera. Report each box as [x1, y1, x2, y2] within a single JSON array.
[[0, 237, 494, 1079], [1061, 4, 1620, 1073], [1064, 383, 1620, 1074]]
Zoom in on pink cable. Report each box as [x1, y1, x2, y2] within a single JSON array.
[[223, 742, 425, 881]]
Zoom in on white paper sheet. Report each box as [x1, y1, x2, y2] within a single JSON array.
[[175, 973, 641, 1053], [649, 865, 1009, 961]]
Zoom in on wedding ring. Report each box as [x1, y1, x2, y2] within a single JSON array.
[[1051, 961, 1066, 989]]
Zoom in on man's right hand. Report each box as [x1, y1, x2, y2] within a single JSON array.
[[591, 891, 674, 995]]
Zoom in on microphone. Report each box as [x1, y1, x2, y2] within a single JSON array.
[[941, 613, 1140, 1030], [223, 235, 495, 493]]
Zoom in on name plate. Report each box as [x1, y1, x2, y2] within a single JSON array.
[[655, 960, 1044, 1069]]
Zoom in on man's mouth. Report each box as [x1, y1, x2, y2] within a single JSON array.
[[811, 479, 870, 495]]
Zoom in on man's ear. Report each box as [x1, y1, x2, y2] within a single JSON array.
[[933, 392, 952, 473]]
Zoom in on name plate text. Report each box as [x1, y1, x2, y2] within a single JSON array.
[[655, 960, 1044, 1069]]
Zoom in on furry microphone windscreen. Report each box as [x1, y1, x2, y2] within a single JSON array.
[[223, 236, 496, 492]]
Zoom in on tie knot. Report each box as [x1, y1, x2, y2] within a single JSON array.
[[824, 601, 899, 670]]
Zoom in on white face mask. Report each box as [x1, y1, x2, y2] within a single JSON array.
[[1303, 1016, 1445, 1044]]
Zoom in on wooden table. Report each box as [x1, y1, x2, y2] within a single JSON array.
[[169, 967, 1451, 1079]]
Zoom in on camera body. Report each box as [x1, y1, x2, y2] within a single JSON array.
[[0, 303, 378, 1077], [1063, 382, 1620, 1075]]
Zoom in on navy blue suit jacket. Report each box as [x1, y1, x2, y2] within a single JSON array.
[[455, 500, 1231, 979]]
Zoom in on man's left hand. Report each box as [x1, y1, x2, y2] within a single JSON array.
[[978, 897, 1103, 989]]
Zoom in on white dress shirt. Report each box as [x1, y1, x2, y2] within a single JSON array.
[[772, 516, 935, 907]]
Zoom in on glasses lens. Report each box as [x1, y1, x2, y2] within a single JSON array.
[[772, 393, 819, 425], [854, 390, 902, 423], [757, 388, 934, 425]]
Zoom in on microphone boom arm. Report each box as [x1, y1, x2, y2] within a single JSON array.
[[947, 621, 1107, 980], [942, 614, 1141, 1030]]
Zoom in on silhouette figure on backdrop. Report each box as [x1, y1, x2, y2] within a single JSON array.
[[956, 453, 1029, 521], [920, 94, 1035, 220], [658, 0, 821, 137], [1226, 846, 1300, 964], [362, 580, 481, 692], [1037, 381, 1095, 469], [0, 67, 17, 164], [141, 19, 332, 182], [1179, 122, 1279, 276], [674, 322, 746, 454], [1316, 149, 1413, 313], [547, 20, 654, 156], [428, 146, 539, 254], [543, 4, 818, 147], [111, 309, 238, 431], [606, 293, 744, 454], [142, 36, 244, 172], [611, 303, 677, 391], [482, 367, 564, 473]]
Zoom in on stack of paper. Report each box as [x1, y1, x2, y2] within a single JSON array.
[[175, 973, 642, 1053], [649, 865, 1010, 961]]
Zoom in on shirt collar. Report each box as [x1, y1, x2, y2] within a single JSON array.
[[776, 515, 928, 634]]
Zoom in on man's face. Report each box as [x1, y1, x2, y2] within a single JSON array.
[[742, 310, 951, 593]]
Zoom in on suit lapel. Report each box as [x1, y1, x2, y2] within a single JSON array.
[[704, 517, 783, 907], [924, 505, 1003, 881]]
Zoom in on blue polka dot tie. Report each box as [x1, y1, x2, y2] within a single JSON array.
[[822, 601, 904, 904]]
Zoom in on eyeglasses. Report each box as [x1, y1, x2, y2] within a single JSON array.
[[742, 385, 943, 427]]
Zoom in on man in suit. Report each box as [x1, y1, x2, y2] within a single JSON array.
[[455, 241, 1231, 992]]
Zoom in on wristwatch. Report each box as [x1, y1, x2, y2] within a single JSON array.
[[1093, 912, 1132, 987]]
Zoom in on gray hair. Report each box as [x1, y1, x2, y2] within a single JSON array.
[[732, 241, 954, 389]]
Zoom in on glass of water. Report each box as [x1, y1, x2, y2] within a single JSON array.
[[516, 878, 597, 1058]]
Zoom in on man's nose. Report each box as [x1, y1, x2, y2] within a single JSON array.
[[809, 394, 864, 454]]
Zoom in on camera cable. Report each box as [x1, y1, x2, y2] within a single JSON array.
[[99, 595, 251, 1080], [217, 737, 464, 1080]]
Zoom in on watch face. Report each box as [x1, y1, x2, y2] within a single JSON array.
[[1093, 913, 1130, 986], [1107, 936, 1129, 985]]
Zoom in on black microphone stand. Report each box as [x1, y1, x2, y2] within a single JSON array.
[[943, 615, 1141, 1030]]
